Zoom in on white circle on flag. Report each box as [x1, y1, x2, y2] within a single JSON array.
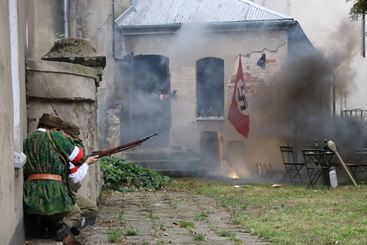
[[236, 79, 248, 115]]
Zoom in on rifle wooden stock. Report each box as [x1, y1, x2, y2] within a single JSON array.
[[91, 133, 158, 158]]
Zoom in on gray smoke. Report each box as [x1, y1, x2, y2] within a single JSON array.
[[251, 21, 366, 158]]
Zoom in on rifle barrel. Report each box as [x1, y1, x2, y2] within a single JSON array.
[[93, 133, 158, 158]]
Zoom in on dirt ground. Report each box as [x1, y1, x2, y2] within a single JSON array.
[[77, 190, 270, 245]]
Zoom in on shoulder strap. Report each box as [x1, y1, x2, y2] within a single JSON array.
[[47, 130, 68, 167], [46, 130, 76, 201]]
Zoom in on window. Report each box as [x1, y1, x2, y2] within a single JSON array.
[[196, 57, 224, 118]]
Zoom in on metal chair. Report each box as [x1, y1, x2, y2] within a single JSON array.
[[280, 146, 305, 183], [302, 149, 335, 187], [345, 148, 367, 183], [302, 149, 324, 187]]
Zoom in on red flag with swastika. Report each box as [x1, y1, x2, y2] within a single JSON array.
[[228, 55, 249, 138]]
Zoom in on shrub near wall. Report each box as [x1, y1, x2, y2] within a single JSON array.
[[100, 156, 170, 192]]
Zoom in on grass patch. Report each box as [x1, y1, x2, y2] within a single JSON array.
[[169, 179, 367, 245], [159, 223, 165, 230], [193, 233, 205, 241], [118, 213, 125, 225], [166, 196, 179, 208], [195, 211, 209, 221], [125, 227, 137, 236], [217, 230, 235, 238], [179, 220, 195, 229], [106, 228, 122, 243], [217, 230, 241, 243]]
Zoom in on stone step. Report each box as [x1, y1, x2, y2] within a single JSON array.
[[132, 159, 201, 169], [122, 148, 218, 176], [135, 161, 209, 177], [123, 148, 200, 161]]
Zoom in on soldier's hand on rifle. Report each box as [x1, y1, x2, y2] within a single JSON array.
[[85, 155, 99, 165]]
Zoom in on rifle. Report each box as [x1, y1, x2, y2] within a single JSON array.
[[91, 133, 158, 158]]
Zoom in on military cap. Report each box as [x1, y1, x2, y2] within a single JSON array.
[[61, 121, 80, 138], [38, 113, 63, 128]]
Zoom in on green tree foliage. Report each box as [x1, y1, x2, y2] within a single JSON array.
[[100, 156, 170, 192], [348, 0, 367, 20]]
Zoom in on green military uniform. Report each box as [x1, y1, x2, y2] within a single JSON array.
[[23, 113, 84, 244], [23, 129, 76, 215], [60, 121, 98, 226]]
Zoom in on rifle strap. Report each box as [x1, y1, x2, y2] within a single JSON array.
[[46, 130, 75, 199], [46, 131, 69, 170]]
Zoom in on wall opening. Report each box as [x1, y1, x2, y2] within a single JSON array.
[[200, 131, 220, 173], [128, 54, 171, 148], [196, 57, 224, 118]]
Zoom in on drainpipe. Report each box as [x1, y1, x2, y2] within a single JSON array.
[[363, 13, 366, 57], [64, 0, 69, 38], [112, 0, 115, 59], [9, 0, 21, 151], [10, 0, 27, 170], [332, 83, 336, 117]]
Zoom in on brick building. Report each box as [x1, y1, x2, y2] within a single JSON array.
[[112, 0, 326, 176]]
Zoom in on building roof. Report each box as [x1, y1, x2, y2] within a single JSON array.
[[115, 0, 294, 28]]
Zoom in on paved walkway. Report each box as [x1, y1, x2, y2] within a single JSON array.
[[79, 190, 270, 245]]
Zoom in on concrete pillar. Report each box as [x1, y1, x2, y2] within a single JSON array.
[[26, 59, 103, 201]]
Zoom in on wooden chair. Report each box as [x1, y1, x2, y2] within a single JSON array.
[[280, 146, 305, 183]]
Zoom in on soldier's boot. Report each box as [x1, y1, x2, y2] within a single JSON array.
[[24, 214, 46, 238], [85, 214, 97, 226], [70, 226, 81, 236], [56, 223, 80, 245], [62, 234, 81, 245]]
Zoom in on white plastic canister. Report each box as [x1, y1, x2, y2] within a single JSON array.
[[329, 167, 338, 188]]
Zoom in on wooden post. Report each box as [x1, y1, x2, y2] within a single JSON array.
[[327, 140, 358, 186], [334, 151, 358, 187]]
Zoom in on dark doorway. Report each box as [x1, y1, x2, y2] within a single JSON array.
[[129, 54, 171, 148], [196, 57, 224, 118], [200, 131, 221, 172]]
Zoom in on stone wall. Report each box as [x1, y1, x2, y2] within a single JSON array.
[[26, 0, 64, 59], [24, 0, 132, 150], [22, 0, 127, 206], [68, 0, 131, 148], [27, 60, 102, 201]]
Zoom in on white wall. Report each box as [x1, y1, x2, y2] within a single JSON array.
[[0, 0, 25, 244]]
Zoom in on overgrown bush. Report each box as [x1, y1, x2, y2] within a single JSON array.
[[100, 156, 170, 192]]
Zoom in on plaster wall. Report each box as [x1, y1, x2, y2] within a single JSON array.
[[22, 0, 119, 207], [67, 0, 131, 148], [26, 60, 102, 201], [26, 0, 64, 59], [0, 0, 26, 244], [121, 29, 289, 173]]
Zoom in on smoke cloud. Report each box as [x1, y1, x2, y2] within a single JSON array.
[[247, 21, 367, 169]]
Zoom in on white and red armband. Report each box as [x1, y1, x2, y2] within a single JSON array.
[[68, 146, 84, 164]]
